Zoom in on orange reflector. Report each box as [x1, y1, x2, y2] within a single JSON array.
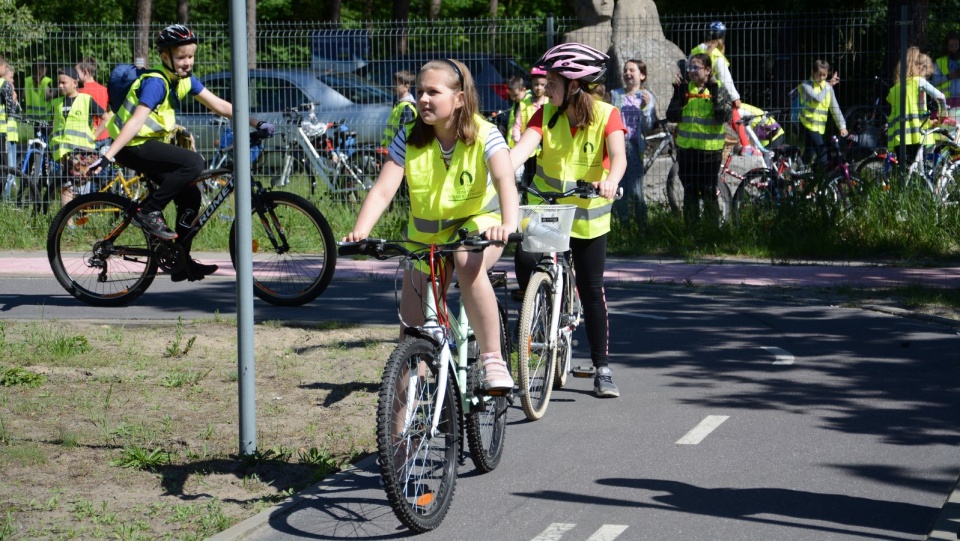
[[75, 217, 89, 226], [251, 239, 259, 252], [416, 492, 435, 506]]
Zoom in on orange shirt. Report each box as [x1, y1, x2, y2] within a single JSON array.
[[79, 81, 109, 141]]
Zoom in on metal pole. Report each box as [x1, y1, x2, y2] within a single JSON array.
[[898, 3, 908, 177], [229, 0, 257, 456], [546, 14, 555, 50]]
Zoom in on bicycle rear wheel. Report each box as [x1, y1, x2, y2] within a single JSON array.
[[229, 190, 336, 306], [732, 168, 785, 221], [47, 192, 157, 307], [377, 338, 459, 533], [517, 271, 555, 421], [465, 301, 509, 473]]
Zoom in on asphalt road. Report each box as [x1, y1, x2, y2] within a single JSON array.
[[3, 274, 959, 540]]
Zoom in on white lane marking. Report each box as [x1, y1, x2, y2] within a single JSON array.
[[610, 310, 668, 320], [676, 415, 730, 445], [586, 525, 630, 540], [762, 346, 795, 365], [531, 523, 577, 541]]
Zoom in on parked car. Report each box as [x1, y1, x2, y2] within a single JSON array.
[[357, 53, 528, 115], [176, 68, 394, 157]]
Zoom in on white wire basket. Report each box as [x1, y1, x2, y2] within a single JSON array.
[[518, 204, 576, 253]]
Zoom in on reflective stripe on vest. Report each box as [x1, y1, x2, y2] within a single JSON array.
[[676, 83, 725, 151], [404, 115, 500, 243], [887, 78, 923, 149], [50, 94, 96, 161], [534, 100, 614, 239], [381, 100, 417, 148], [109, 72, 191, 146], [799, 79, 830, 134], [24, 76, 51, 118]]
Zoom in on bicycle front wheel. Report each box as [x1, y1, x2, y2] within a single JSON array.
[[465, 301, 509, 473], [47, 192, 157, 307], [377, 338, 459, 533], [733, 168, 784, 221], [229, 190, 336, 306], [517, 271, 556, 421]]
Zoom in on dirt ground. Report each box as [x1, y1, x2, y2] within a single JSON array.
[[0, 318, 394, 540], [0, 285, 957, 540]]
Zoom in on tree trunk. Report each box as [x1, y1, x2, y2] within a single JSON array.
[[134, 0, 152, 67], [177, 0, 189, 24], [428, 0, 441, 20], [392, 0, 411, 55], [322, 0, 341, 22], [247, 0, 257, 68]]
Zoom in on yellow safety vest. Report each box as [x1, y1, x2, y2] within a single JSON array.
[[506, 91, 532, 148], [50, 94, 96, 161], [798, 79, 831, 134], [381, 99, 417, 148], [24, 75, 51, 118], [936, 56, 951, 97], [740, 102, 783, 147], [676, 82, 726, 152], [108, 71, 192, 146], [534, 100, 614, 239], [887, 77, 923, 149], [404, 114, 501, 245]]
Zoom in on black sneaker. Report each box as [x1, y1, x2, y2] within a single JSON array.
[[593, 366, 620, 398], [131, 210, 177, 240], [171, 259, 219, 282]]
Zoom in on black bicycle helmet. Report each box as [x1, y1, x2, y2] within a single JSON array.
[[156, 24, 198, 52]]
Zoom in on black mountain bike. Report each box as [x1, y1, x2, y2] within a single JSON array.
[[47, 131, 336, 307]]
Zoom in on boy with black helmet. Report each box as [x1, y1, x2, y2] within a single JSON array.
[[87, 24, 275, 282]]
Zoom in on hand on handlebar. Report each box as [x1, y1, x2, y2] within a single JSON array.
[[84, 155, 112, 178], [595, 180, 620, 200], [255, 121, 275, 138], [482, 224, 516, 243], [342, 230, 370, 243]]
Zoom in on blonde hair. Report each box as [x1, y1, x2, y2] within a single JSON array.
[[408, 59, 481, 147], [893, 46, 922, 83]]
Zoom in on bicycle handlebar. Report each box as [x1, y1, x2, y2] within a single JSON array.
[[520, 180, 623, 204], [338, 232, 523, 260]]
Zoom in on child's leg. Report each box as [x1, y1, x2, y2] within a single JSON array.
[[454, 246, 513, 389]]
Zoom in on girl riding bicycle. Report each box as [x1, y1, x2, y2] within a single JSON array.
[[509, 42, 627, 398], [85, 24, 274, 282], [344, 58, 519, 391]]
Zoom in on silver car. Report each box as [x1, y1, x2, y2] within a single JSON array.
[[176, 67, 394, 157]]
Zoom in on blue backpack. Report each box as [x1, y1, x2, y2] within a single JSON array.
[[107, 64, 160, 114]]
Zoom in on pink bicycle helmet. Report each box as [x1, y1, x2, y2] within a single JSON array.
[[534, 42, 609, 84], [530, 66, 547, 76]]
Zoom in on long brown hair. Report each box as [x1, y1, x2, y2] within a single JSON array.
[[408, 58, 481, 147]]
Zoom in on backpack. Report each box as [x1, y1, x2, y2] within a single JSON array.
[[107, 64, 160, 114]]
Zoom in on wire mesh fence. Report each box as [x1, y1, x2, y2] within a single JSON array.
[[0, 8, 952, 217]]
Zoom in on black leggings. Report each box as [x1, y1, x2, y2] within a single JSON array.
[[515, 234, 609, 367], [117, 140, 206, 250]]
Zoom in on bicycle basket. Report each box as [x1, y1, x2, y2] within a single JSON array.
[[519, 204, 576, 253]]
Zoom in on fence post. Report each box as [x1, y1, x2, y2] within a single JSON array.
[[546, 14, 555, 50], [898, 3, 907, 177]]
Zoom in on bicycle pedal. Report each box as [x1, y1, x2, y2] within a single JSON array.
[[572, 365, 596, 378]]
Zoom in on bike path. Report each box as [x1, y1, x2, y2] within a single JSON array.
[[3, 251, 960, 290]]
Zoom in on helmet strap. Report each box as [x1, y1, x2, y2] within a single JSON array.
[[547, 79, 573, 129]]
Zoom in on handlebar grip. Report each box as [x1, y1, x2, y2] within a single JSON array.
[[337, 239, 385, 257], [507, 232, 524, 244]]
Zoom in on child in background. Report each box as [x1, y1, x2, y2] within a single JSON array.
[[381, 70, 417, 149], [798, 59, 847, 167], [50, 66, 104, 207], [345, 58, 519, 391], [510, 43, 626, 398], [606, 59, 656, 222], [887, 47, 948, 157]]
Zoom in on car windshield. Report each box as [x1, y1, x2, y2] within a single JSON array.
[[318, 72, 392, 105]]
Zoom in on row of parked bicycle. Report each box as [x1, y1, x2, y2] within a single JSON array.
[[644, 108, 960, 223], [1, 103, 382, 214]]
